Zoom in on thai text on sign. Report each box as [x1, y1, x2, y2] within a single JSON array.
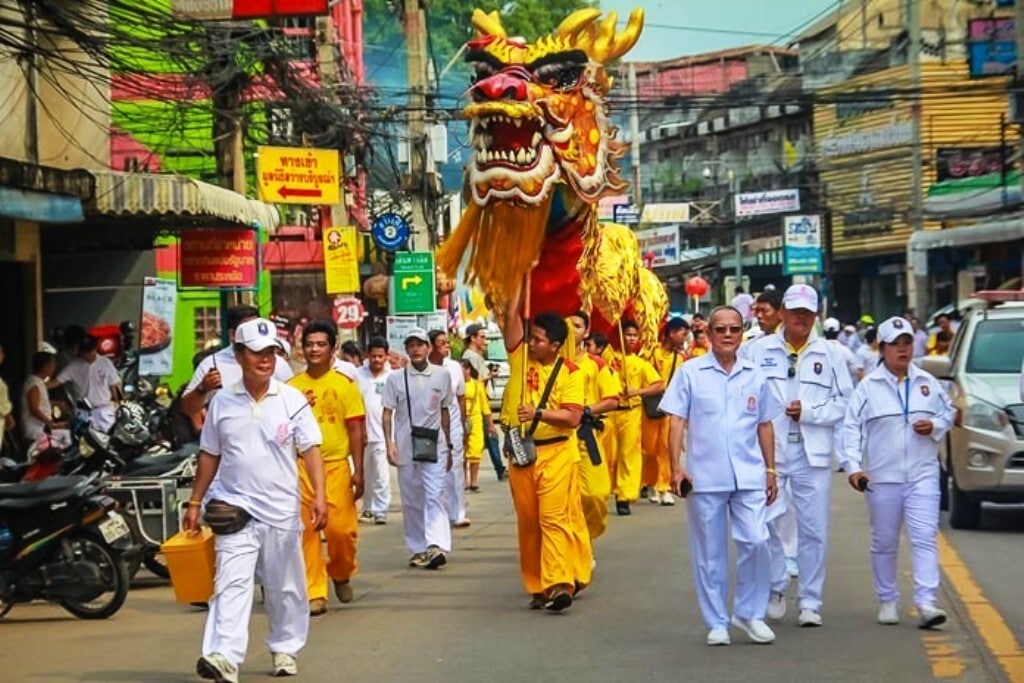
[[257, 146, 340, 204], [179, 229, 258, 288]]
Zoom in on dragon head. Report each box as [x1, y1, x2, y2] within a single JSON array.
[[462, 8, 644, 208]]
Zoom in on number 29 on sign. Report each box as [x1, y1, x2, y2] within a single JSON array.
[[333, 296, 365, 329]]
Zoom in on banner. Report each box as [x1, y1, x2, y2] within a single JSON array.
[[636, 226, 680, 267], [139, 278, 177, 376], [179, 229, 257, 288], [386, 311, 448, 358], [734, 189, 801, 217], [782, 215, 823, 276], [323, 226, 360, 294]]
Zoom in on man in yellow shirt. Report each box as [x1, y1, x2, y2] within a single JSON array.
[[568, 311, 621, 542], [501, 288, 588, 612], [642, 317, 689, 506], [607, 319, 663, 516], [289, 319, 366, 616]]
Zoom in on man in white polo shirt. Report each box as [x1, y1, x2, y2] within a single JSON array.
[[181, 306, 294, 420], [382, 328, 454, 570], [428, 328, 470, 529], [183, 318, 326, 682]]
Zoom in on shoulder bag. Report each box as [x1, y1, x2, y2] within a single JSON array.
[[505, 358, 563, 467], [642, 352, 678, 420], [405, 369, 440, 463]]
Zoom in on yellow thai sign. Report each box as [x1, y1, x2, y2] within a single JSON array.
[[256, 145, 340, 204], [323, 226, 360, 294]]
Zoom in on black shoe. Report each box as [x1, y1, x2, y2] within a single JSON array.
[[424, 545, 447, 570], [616, 500, 631, 516], [528, 594, 545, 610], [639, 486, 650, 499], [545, 587, 573, 612]]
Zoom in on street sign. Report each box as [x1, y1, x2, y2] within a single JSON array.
[[612, 203, 640, 225], [256, 146, 340, 205], [392, 251, 436, 315], [332, 296, 365, 329], [371, 213, 410, 251]]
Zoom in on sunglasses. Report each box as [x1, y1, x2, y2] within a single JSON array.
[[712, 325, 743, 335], [787, 352, 798, 378]]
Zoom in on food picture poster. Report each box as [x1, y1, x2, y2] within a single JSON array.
[[139, 277, 177, 376]]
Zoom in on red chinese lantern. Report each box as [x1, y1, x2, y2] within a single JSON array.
[[684, 276, 709, 298]]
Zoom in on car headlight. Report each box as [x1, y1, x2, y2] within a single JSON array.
[[962, 396, 1009, 433]]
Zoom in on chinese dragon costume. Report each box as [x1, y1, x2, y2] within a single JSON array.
[[437, 7, 667, 347]]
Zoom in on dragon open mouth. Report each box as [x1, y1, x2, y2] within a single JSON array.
[[472, 115, 545, 169]]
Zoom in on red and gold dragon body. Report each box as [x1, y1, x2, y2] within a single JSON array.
[[437, 7, 666, 346]]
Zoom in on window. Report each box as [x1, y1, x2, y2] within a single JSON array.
[[194, 306, 222, 354], [965, 319, 1024, 373]]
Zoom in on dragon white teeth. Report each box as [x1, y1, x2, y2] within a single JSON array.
[[545, 123, 574, 144], [516, 149, 527, 165], [513, 118, 522, 128], [532, 133, 542, 147]]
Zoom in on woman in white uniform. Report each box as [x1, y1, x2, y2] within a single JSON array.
[[840, 316, 955, 630]]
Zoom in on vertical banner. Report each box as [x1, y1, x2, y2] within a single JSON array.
[[323, 226, 360, 294], [139, 277, 177, 376], [782, 215, 823, 275]]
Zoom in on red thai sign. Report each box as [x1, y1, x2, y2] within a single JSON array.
[[179, 229, 258, 288], [232, 0, 328, 18]]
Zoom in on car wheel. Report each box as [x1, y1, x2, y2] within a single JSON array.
[[949, 471, 981, 530]]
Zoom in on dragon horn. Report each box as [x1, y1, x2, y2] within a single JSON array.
[[471, 9, 507, 38], [594, 8, 645, 63], [554, 8, 602, 40]]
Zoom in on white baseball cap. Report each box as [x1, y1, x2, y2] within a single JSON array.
[[823, 317, 841, 332], [404, 327, 430, 345], [38, 341, 58, 354], [234, 318, 284, 352], [878, 316, 914, 344], [782, 284, 819, 312]]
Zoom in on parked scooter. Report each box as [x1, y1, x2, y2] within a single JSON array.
[[0, 473, 133, 619]]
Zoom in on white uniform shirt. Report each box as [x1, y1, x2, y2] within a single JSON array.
[[743, 332, 853, 468], [185, 346, 293, 405], [356, 364, 393, 444], [333, 358, 359, 380], [20, 375, 51, 442], [827, 338, 863, 385], [659, 353, 779, 493], [855, 344, 879, 377], [200, 379, 322, 531], [381, 363, 453, 466], [440, 357, 466, 444], [841, 363, 955, 484], [731, 292, 755, 320]]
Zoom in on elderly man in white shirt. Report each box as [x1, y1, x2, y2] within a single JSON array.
[[355, 337, 394, 524], [742, 285, 852, 628], [382, 328, 454, 570], [182, 318, 327, 682], [841, 316, 956, 629], [661, 306, 780, 647]]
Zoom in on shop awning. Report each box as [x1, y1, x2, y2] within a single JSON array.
[[89, 170, 279, 230], [908, 216, 1024, 252]]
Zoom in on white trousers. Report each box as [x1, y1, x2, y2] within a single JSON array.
[[397, 460, 452, 553], [688, 489, 771, 629], [445, 441, 467, 523], [772, 476, 799, 559], [770, 448, 831, 611], [202, 519, 308, 668], [867, 477, 941, 608], [362, 442, 391, 516]]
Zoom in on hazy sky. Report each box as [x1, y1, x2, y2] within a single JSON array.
[[600, 0, 839, 62]]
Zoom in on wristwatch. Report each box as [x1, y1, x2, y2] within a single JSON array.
[[582, 406, 593, 418]]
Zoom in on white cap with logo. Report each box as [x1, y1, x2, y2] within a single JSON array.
[[878, 316, 914, 344], [782, 284, 819, 312], [234, 318, 284, 352], [404, 327, 430, 345]]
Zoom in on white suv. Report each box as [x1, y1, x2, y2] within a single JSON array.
[[919, 295, 1024, 529]]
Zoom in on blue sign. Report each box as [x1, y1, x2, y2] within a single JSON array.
[[782, 215, 823, 276], [612, 203, 640, 225], [371, 212, 410, 251], [0, 187, 83, 223]]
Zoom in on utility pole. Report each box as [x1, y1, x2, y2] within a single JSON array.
[[23, 2, 38, 165], [906, 0, 926, 317], [628, 62, 642, 208], [403, 0, 433, 251]]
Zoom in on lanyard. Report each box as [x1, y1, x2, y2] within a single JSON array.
[[895, 376, 910, 424]]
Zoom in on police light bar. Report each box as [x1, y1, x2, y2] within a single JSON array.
[[971, 290, 1024, 303]]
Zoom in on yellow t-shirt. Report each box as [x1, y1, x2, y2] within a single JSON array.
[[288, 370, 366, 462], [501, 345, 584, 442], [575, 351, 622, 406], [649, 346, 686, 385], [608, 352, 661, 409], [465, 378, 491, 419]]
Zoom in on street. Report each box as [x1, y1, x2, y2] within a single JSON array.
[[1, 469, 1021, 683]]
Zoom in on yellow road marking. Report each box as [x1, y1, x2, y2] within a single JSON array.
[[939, 531, 1024, 682]]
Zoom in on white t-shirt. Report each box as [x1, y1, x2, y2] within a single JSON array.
[[201, 379, 322, 531], [20, 375, 51, 442], [440, 357, 466, 442], [355, 365, 393, 444], [333, 357, 359, 380], [57, 356, 120, 408], [827, 339, 864, 384], [381, 363, 453, 466], [855, 345, 879, 376], [185, 346, 294, 404], [731, 292, 755, 320]]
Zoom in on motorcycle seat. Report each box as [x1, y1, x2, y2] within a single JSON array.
[[122, 443, 199, 477], [0, 475, 93, 509]]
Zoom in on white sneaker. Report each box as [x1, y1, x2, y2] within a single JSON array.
[[272, 652, 298, 677], [798, 608, 823, 627], [731, 615, 776, 644], [196, 653, 239, 683], [877, 601, 899, 625], [766, 591, 787, 621], [648, 490, 662, 504], [918, 604, 948, 630], [706, 627, 731, 646], [660, 491, 675, 506]]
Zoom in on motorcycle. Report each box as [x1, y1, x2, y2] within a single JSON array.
[[0, 473, 133, 619]]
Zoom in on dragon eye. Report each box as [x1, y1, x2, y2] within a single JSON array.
[[535, 64, 583, 90]]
